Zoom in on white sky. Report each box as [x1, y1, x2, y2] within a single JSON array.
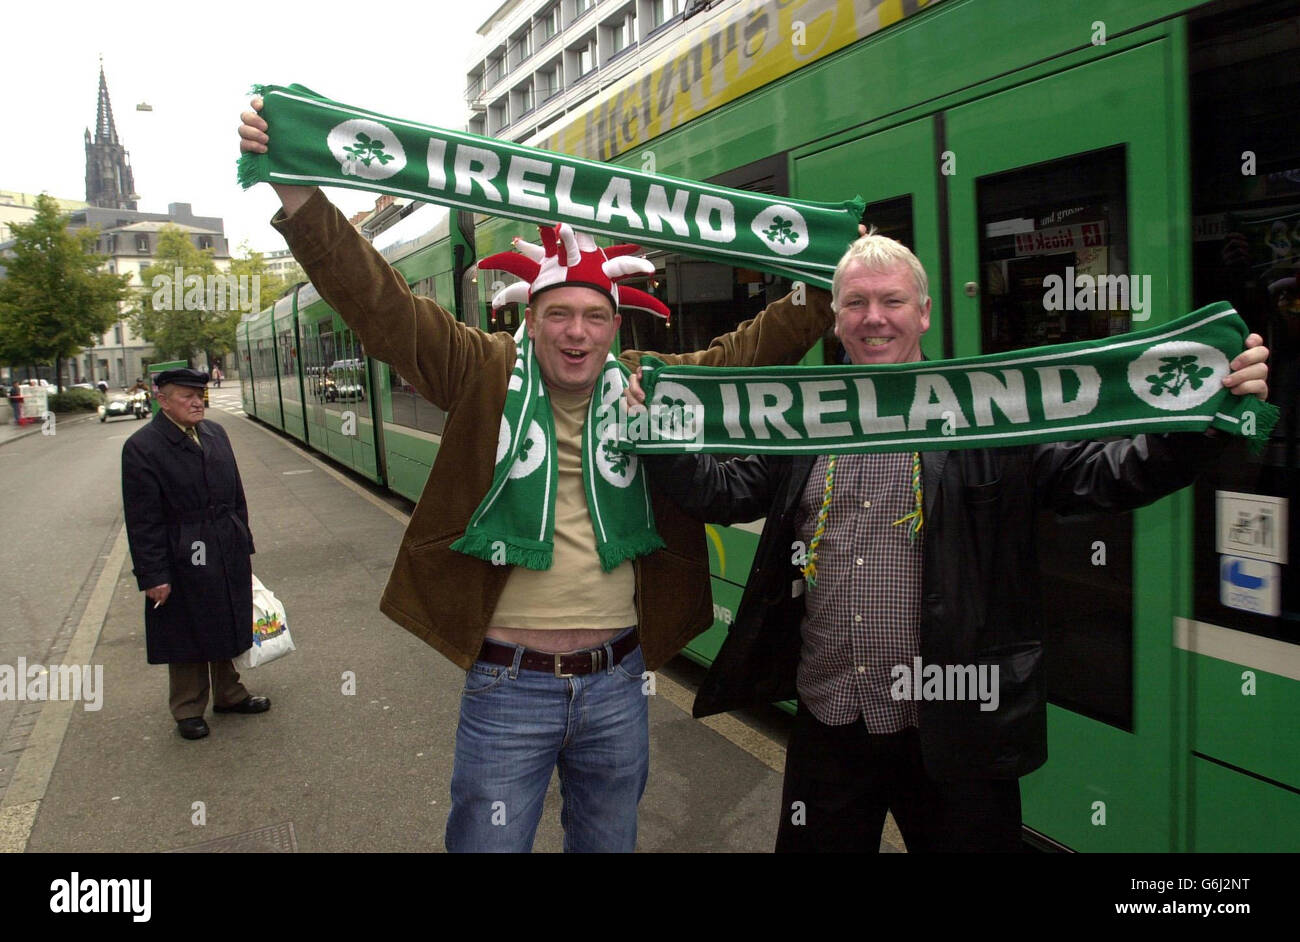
[[1, 0, 500, 254]]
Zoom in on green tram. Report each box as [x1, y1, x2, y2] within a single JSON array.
[[239, 0, 1298, 852]]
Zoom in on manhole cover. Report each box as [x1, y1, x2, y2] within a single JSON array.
[[168, 821, 297, 853]]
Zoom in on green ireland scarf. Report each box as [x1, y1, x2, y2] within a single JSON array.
[[618, 302, 1278, 455], [236, 84, 864, 289], [451, 325, 665, 571]]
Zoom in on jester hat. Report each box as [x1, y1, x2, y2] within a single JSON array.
[[477, 222, 671, 320]]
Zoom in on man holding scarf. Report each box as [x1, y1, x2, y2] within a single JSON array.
[[630, 231, 1270, 852], [239, 99, 841, 852]]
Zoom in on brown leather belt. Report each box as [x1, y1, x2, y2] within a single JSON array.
[[477, 629, 639, 677]]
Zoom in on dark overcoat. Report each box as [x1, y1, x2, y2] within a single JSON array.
[[121, 410, 255, 663]]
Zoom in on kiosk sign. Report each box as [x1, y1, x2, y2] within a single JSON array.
[[1216, 491, 1288, 564]]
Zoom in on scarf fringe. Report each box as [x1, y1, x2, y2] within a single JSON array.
[[236, 152, 265, 191], [597, 532, 667, 573], [449, 533, 553, 571], [1247, 398, 1281, 455]]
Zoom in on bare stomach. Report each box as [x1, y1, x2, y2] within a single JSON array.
[[486, 626, 626, 654]]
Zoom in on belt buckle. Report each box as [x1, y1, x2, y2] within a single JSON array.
[[553, 649, 603, 677]]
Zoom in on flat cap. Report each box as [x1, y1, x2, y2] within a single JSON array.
[[154, 368, 209, 388]]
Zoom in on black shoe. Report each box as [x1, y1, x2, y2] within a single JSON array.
[[213, 695, 270, 715], [177, 717, 210, 740]]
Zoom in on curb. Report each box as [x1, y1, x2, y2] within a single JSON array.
[[0, 412, 99, 447]]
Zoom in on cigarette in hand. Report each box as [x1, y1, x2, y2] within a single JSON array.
[[153, 599, 162, 609]]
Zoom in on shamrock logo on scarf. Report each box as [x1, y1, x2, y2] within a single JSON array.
[[750, 204, 809, 257], [1127, 341, 1229, 412], [327, 119, 407, 181], [763, 216, 800, 246], [1145, 355, 1215, 397], [342, 133, 395, 168], [601, 439, 631, 475]]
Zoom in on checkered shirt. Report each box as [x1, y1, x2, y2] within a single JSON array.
[[794, 452, 923, 732]]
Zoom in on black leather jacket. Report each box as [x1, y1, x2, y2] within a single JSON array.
[[647, 433, 1227, 781]]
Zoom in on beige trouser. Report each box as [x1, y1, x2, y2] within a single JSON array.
[[168, 661, 249, 720]]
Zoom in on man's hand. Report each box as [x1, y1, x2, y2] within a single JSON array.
[[145, 583, 171, 608], [1224, 334, 1270, 401], [238, 97, 316, 215], [624, 368, 647, 412]]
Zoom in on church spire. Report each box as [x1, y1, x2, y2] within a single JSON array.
[[95, 57, 119, 145], [85, 57, 137, 210]]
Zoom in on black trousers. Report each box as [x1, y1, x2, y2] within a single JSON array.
[[775, 705, 1023, 853]]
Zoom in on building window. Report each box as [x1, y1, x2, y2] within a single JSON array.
[[651, 0, 682, 29], [608, 11, 636, 54], [576, 41, 595, 78], [488, 50, 506, 85], [136, 235, 149, 254], [514, 81, 535, 116], [114, 324, 123, 345], [510, 27, 531, 68], [540, 4, 559, 39], [490, 99, 509, 134], [198, 236, 212, 250], [538, 63, 562, 102], [574, 0, 595, 19]]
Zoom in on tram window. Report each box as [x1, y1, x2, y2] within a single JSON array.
[[825, 194, 917, 366], [1189, 1, 1299, 643], [487, 302, 523, 335], [278, 328, 298, 402], [617, 255, 793, 356], [389, 367, 446, 435], [976, 146, 1134, 731]]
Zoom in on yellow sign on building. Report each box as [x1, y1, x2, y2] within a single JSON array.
[[539, 0, 944, 163]]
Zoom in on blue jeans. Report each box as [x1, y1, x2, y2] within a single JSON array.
[[445, 627, 649, 853]]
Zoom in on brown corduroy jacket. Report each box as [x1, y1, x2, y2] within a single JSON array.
[[272, 189, 835, 670]]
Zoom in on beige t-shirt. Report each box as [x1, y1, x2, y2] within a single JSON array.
[[488, 386, 637, 629]]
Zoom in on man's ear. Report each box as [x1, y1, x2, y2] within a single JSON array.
[[524, 305, 536, 338]]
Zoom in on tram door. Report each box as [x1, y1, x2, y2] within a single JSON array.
[[794, 118, 945, 360], [944, 39, 1187, 851]]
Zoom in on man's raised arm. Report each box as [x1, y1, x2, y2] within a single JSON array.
[[238, 98, 497, 411]]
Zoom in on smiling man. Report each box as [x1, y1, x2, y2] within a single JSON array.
[[637, 230, 1271, 852], [239, 98, 840, 852]]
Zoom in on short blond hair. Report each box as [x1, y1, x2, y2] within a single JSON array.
[[831, 228, 929, 309]]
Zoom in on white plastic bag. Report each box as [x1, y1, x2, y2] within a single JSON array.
[[236, 574, 296, 669]]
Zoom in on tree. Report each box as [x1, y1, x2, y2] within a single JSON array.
[[0, 194, 128, 391], [131, 227, 222, 366], [131, 231, 290, 368]]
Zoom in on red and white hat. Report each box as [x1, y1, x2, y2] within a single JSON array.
[[477, 222, 670, 320]]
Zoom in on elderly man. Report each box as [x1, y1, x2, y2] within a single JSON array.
[[634, 230, 1271, 852], [239, 98, 841, 852], [121, 368, 268, 741]]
